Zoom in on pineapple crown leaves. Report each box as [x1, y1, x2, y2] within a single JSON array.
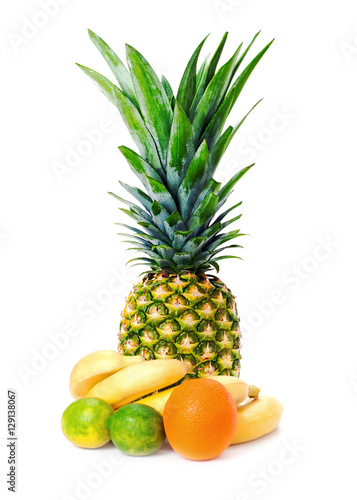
[[77, 30, 274, 274]]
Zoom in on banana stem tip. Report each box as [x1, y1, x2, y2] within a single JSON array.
[[248, 385, 260, 398]]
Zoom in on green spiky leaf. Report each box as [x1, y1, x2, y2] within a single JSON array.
[[119, 146, 164, 190], [118, 182, 153, 213], [76, 64, 162, 173], [161, 75, 174, 104], [166, 102, 195, 191], [88, 30, 138, 108], [126, 44, 173, 165], [188, 193, 219, 233], [191, 179, 221, 215], [190, 32, 229, 117], [218, 165, 253, 203], [146, 176, 178, 214], [191, 46, 240, 141], [177, 140, 209, 220], [177, 35, 208, 114]]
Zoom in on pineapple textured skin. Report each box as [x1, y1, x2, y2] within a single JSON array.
[[119, 272, 241, 377]]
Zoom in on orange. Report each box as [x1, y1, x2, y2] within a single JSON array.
[[163, 378, 237, 460]]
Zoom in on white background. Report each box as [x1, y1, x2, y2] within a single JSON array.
[[1, 0, 357, 499]]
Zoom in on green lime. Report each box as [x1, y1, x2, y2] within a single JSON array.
[[61, 397, 114, 448], [108, 403, 165, 456]]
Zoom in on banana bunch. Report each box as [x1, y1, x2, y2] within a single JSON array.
[[69, 350, 283, 444], [70, 351, 260, 409]]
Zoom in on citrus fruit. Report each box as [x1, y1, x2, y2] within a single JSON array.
[[61, 397, 114, 448], [108, 403, 165, 456], [163, 378, 238, 460]]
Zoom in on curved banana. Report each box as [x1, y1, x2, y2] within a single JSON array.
[[230, 395, 283, 445], [136, 376, 260, 415], [69, 350, 144, 399], [87, 359, 191, 409], [135, 387, 176, 415], [209, 376, 260, 404]]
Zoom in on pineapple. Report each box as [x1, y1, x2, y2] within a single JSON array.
[[78, 31, 273, 377]]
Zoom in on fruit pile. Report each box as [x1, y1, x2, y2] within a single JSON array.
[[62, 350, 283, 460]]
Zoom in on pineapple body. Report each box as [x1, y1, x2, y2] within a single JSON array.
[[118, 272, 241, 377]]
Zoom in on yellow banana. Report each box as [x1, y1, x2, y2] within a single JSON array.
[[69, 350, 144, 399], [87, 359, 191, 409], [135, 387, 175, 415], [135, 376, 260, 416], [209, 376, 260, 404], [230, 395, 283, 445]]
